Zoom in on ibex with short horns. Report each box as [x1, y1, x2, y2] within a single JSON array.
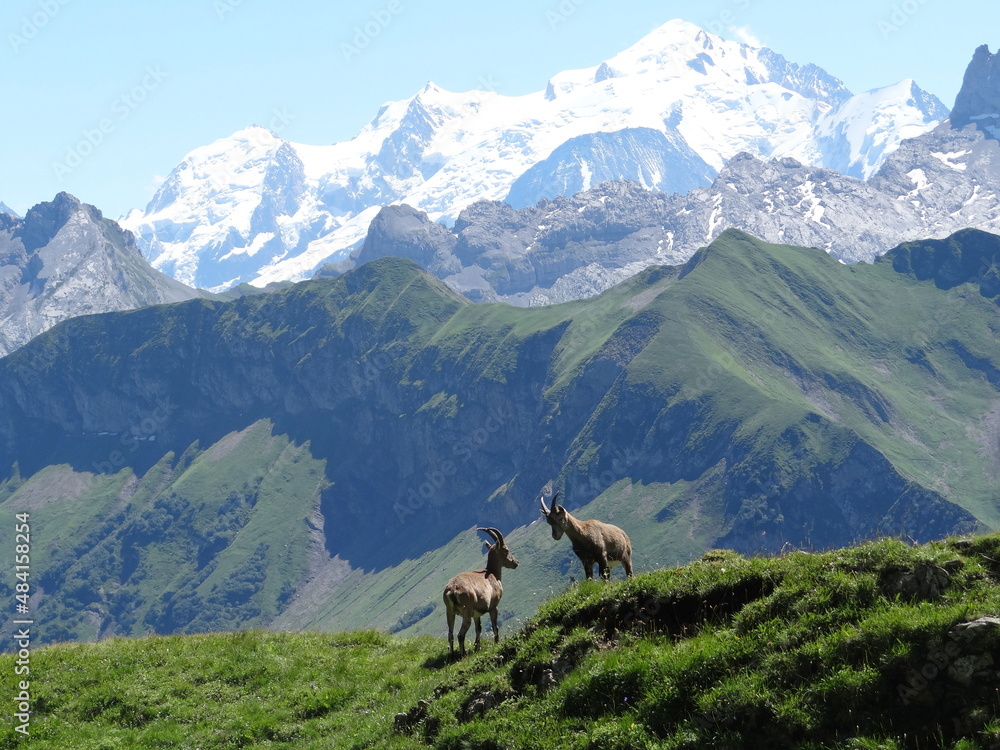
[[443, 527, 519, 658], [540, 492, 633, 581]]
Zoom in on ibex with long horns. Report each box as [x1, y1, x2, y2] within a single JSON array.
[[540, 492, 633, 581], [443, 527, 519, 658]]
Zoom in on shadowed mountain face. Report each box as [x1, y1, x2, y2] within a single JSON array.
[[0, 192, 204, 357], [3, 229, 998, 644], [951, 44, 1000, 135], [505, 127, 717, 209]]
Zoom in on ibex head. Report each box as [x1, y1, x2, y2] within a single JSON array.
[[539, 492, 568, 540], [479, 527, 519, 569]]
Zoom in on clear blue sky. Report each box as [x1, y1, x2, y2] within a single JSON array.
[[2, 0, 997, 218]]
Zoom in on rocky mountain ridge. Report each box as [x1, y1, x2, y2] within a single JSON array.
[[0, 192, 204, 356], [335, 46, 1000, 305]]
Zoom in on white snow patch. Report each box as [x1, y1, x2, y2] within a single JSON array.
[[798, 180, 827, 226], [907, 169, 929, 192], [965, 185, 981, 207], [930, 150, 971, 171], [707, 194, 724, 240], [220, 232, 275, 261], [210, 277, 241, 293]]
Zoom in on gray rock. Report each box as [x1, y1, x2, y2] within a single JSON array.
[[947, 652, 995, 686], [354, 204, 459, 275], [951, 44, 1000, 134], [393, 699, 430, 733], [950, 616, 1000, 644], [0, 193, 205, 357], [345, 121, 1000, 306], [459, 689, 515, 722], [883, 561, 950, 599]]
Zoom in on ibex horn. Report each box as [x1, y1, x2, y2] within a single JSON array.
[[478, 527, 504, 545]]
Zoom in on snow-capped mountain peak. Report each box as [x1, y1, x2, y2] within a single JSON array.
[[123, 18, 949, 291], [135, 125, 306, 289], [604, 18, 730, 75]]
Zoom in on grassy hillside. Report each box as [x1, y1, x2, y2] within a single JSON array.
[[3, 230, 1000, 644], [2, 533, 999, 749], [0, 421, 326, 644]]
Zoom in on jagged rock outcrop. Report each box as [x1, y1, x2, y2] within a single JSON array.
[[332, 127, 999, 304], [0, 192, 204, 357], [337, 64, 1000, 304], [354, 204, 459, 274], [951, 44, 1000, 134]]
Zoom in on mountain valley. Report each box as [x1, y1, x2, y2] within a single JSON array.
[[2, 229, 999, 644]]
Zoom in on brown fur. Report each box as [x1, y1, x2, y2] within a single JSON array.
[[540, 492, 633, 581], [443, 527, 519, 658]]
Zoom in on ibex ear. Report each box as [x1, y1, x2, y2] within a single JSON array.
[[482, 540, 493, 552]]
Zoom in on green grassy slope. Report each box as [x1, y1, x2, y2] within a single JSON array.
[[0, 421, 326, 644], [2, 534, 999, 749], [667, 231, 1000, 527], [2, 232, 1000, 644]]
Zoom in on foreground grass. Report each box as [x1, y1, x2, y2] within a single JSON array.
[[0, 630, 442, 749], [3, 535, 1000, 748]]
